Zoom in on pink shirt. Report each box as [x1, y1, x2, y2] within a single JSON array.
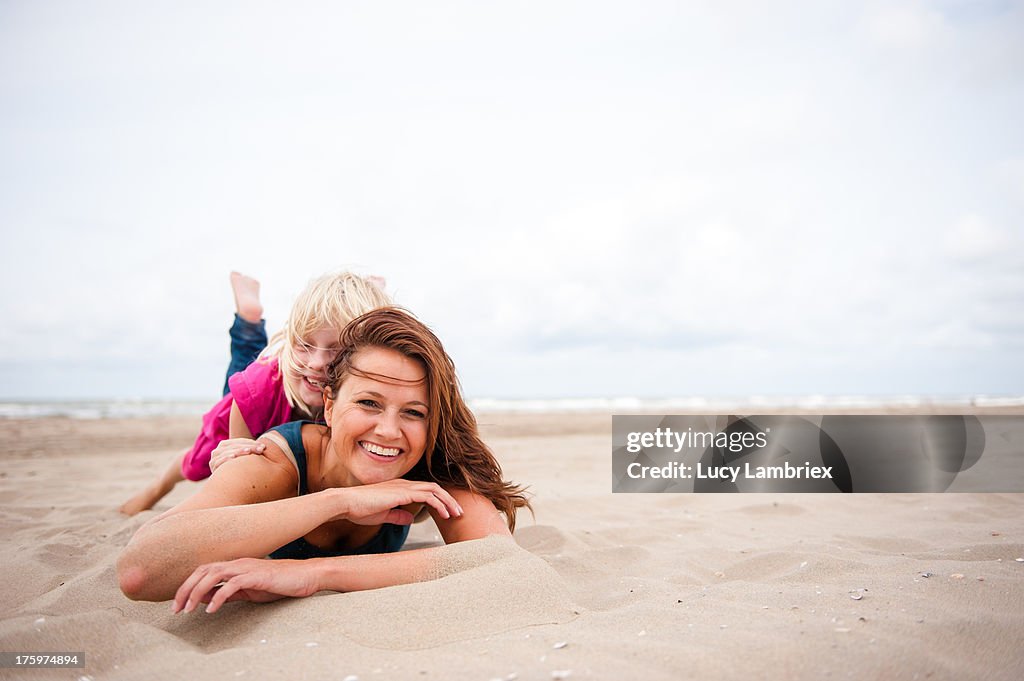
[[180, 357, 295, 481]]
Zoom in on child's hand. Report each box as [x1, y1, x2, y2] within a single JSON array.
[[209, 438, 266, 472]]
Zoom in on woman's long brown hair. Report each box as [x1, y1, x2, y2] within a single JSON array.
[[324, 307, 531, 531]]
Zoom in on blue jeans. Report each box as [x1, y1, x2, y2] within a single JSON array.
[[224, 314, 268, 395]]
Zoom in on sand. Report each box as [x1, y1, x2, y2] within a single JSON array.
[[1, 410, 1023, 680]]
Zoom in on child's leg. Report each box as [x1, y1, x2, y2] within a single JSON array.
[[224, 272, 268, 395], [119, 447, 188, 516]]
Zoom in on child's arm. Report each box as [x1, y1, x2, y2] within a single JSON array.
[[228, 401, 254, 438], [208, 401, 263, 472]]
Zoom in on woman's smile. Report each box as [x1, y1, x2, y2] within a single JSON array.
[[359, 440, 402, 459]]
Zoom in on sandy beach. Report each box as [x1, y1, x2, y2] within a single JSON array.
[[1, 410, 1023, 680]]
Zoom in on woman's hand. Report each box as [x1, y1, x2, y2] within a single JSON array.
[[172, 558, 320, 614], [209, 438, 266, 472], [335, 480, 463, 526]]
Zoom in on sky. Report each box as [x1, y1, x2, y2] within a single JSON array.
[[1, 0, 1022, 401]]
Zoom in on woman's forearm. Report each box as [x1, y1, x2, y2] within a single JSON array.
[[311, 534, 517, 593], [118, 490, 345, 601], [122, 478, 472, 603], [309, 491, 514, 593], [173, 534, 520, 614]]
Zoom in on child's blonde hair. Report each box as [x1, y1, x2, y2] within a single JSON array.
[[263, 272, 391, 417]]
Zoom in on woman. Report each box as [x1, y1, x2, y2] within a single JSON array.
[[117, 308, 530, 613]]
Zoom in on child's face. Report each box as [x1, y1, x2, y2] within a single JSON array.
[[290, 327, 341, 409]]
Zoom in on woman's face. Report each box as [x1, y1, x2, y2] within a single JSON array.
[[323, 346, 430, 486], [289, 327, 342, 409]]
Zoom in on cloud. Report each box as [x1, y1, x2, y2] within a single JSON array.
[[995, 158, 1024, 203], [863, 2, 953, 50], [943, 214, 1016, 262], [2, 1, 1022, 398]]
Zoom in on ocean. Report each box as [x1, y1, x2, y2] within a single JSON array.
[[1, 396, 1021, 419]]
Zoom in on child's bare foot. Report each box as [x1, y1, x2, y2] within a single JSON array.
[[119, 486, 164, 516], [120, 451, 187, 515], [230, 271, 263, 323]]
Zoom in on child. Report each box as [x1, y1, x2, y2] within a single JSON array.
[[119, 271, 391, 515]]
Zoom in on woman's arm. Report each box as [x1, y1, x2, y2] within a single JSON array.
[[172, 489, 511, 612], [118, 450, 464, 602], [117, 453, 331, 601], [312, 490, 510, 588], [314, 489, 508, 591]]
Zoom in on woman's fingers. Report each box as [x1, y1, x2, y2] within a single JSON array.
[[184, 570, 229, 613], [173, 560, 252, 613], [387, 482, 461, 521], [411, 482, 463, 518], [204, 575, 252, 613], [172, 563, 210, 612], [426, 483, 463, 517], [338, 480, 464, 524], [383, 508, 416, 525], [173, 559, 314, 614], [414, 487, 453, 519]]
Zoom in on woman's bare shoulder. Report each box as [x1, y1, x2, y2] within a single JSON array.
[[432, 488, 512, 543]]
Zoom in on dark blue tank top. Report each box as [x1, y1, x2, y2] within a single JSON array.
[[266, 421, 409, 560]]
